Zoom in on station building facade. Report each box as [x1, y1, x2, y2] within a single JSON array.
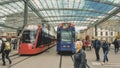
[[79, 27, 118, 43]]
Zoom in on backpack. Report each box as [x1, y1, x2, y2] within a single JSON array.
[[4, 41, 11, 50]]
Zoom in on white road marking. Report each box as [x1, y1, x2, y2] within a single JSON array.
[[92, 62, 101, 65]]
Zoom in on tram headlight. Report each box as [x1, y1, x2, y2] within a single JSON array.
[[62, 45, 66, 48], [32, 46, 34, 49], [62, 45, 70, 48], [67, 46, 70, 48], [32, 42, 35, 49]]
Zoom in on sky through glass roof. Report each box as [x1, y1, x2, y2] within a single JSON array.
[[0, 0, 120, 32]]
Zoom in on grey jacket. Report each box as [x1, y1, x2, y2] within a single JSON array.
[[74, 49, 86, 68]]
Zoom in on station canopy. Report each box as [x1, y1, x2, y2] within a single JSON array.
[[0, 0, 120, 32]]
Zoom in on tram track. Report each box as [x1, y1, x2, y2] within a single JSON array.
[[0, 53, 32, 68], [59, 54, 74, 68], [0, 53, 18, 60], [6, 48, 53, 68], [1, 53, 32, 68], [59, 54, 90, 68], [8, 56, 32, 68]]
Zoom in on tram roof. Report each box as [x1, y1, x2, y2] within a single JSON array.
[[0, 0, 120, 32]]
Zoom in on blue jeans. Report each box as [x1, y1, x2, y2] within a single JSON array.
[[103, 50, 108, 62]]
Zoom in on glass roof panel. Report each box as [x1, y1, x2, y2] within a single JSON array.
[[68, 0, 74, 8], [57, 0, 63, 8], [40, 0, 49, 8], [0, 5, 13, 14], [30, 0, 40, 9], [0, 14, 4, 16], [41, 11, 47, 16], [16, 1, 24, 9], [51, 10, 56, 16], [38, 11, 45, 17], [84, 1, 114, 13], [0, 1, 24, 17], [28, 0, 116, 30], [54, 10, 59, 16], [0, 9, 8, 15], [0, 0, 119, 31], [5, 4, 18, 13], [0, 0, 9, 2], [109, 0, 120, 4], [10, 3, 22, 11], [64, 0, 71, 8], [47, 0, 53, 8]]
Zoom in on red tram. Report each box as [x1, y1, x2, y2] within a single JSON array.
[[18, 24, 56, 55]]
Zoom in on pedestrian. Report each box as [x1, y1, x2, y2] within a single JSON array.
[[93, 37, 101, 61], [0, 38, 12, 66], [113, 38, 119, 54], [13, 38, 17, 50], [102, 39, 109, 64], [74, 39, 86, 68], [0, 38, 2, 53]]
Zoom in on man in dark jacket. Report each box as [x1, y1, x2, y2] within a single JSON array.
[[93, 37, 101, 61], [74, 39, 86, 68], [113, 39, 119, 54], [13, 38, 18, 50], [0, 38, 12, 66]]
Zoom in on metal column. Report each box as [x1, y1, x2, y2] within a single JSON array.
[[23, 0, 28, 29], [17, 0, 28, 36], [95, 25, 97, 37]]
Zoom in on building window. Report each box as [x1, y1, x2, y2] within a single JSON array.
[[118, 32, 120, 35], [101, 32, 103, 36], [111, 32, 113, 36], [106, 32, 108, 36], [95, 32, 98, 36]]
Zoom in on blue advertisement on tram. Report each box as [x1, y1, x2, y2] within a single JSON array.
[[57, 23, 75, 54]]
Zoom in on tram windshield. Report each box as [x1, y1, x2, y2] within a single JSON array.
[[61, 30, 72, 43], [21, 30, 37, 43]]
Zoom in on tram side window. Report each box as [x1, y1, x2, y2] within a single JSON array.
[[42, 32, 46, 44], [43, 32, 48, 44], [47, 34, 51, 44], [22, 32, 31, 43], [48, 35, 52, 43], [45, 34, 48, 44], [48, 34, 51, 44], [36, 30, 52, 48], [36, 31, 43, 48]]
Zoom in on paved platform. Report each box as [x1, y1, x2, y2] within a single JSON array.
[[0, 45, 120, 68], [86, 46, 120, 68]]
